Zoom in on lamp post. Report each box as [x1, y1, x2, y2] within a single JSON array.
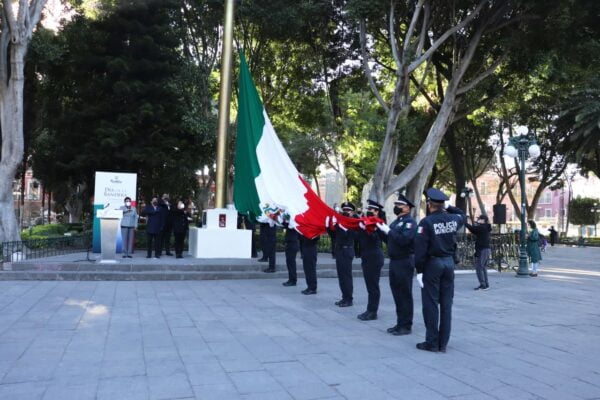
[[460, 187, 475, 220], [592, 203, 599, 237], [503, 126, 541, 277]]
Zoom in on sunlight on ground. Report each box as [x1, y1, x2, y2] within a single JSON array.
[[64, 299, 109, 317], [543, 267, 600, 277]]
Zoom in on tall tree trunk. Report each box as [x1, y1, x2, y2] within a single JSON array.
[[0, 45, 27, 242], [471, 178, 487, 216]]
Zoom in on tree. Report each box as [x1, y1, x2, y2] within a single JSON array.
[[0, 0, 47, 242], [349, 0, 535, 210], [568, 197, 599, 236]]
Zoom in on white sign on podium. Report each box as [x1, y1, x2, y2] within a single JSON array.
[[97, 209, 123, 264], [189, 207, 252, 258]]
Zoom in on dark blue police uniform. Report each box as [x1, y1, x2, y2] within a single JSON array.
[[415, 188, 465, 352], [261, 222, 277, 272], [358, 228, 385, 315], [283, 225, 299, 285], [334, 223, 357, 304], [301, 235, 319, 294], [387, 211, 417, 332]]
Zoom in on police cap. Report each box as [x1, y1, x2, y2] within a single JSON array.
[[366, 199, 384, 210], [341, 202, 356, 211], [394, 194, 415, 208], [426, 188, 449, 203]]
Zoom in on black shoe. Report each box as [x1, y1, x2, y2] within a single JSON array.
[[127, 255, 133, 258], [176, 255, 183, 259], [154, 256, 160, 259], [482, 285, 490, 291], [337, 300, 353, 307], [257, 258, 268, 262], [166, 252, 173, 256], [357, 311, 377, 321], [334, 299, 343, 306], [439, 347, 447, 353], [416, 342, 439, 352], [529, 273, 538, 277], [474, 284, 487, 290], [282, 281, 296, 287], [122, 255, 127, 258], [146, 255, 152, 258], [387, 325, 400, 334], [392, 328, 412, 336], [263, 268, 276, 273], [301, 288, 317, 295]]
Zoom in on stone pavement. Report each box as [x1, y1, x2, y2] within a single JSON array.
[[0, 246, 599, 400]]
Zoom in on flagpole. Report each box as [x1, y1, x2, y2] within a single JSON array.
[[215, 0, 235, 209]]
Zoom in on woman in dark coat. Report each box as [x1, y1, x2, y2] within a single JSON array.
[[171, 199, 191, 258], [526, 220, 542, 276]]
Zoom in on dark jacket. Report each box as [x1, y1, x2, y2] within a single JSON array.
[[158, 200, 173, 230], [465, 222, 491, 255], [414, 206, 466, 273], [141, 205, 163, 235], [171, 209, 190, 234], [386, 214, 417, 259]]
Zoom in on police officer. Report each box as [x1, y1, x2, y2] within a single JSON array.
[[376, 194, 417, 335], [357, 200, 387, 321], [282, 220, 299, 286], [414, 188, 465, 353], [261, 220, 277, 273], [300, 234, 319, 295], [331, 202, 358, 307]]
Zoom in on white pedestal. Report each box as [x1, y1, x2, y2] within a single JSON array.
[[190, 207, 252, 258], [97, 209, 123, 264]]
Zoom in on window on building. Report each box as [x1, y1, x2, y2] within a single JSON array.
[[540, 191, 552, 204], [535, 208, 542, 220], [545, 209, 552, 218], [480, 181, 487, 195]]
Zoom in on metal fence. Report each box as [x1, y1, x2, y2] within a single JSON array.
[[1, 233, 92, 263]]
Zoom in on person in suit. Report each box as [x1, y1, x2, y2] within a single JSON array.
[[331, 202, 358, 307], [158, 194, 173, 256], [172, 199, 191, 258], [141, 197, 164, 258], [119, 196, 138, 258]]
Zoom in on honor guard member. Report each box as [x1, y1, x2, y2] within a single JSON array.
[[357, 200, 387, 321], [376, 194, 417, 335], [414, 188, 466, 353], [331, 202, 358, 307], [300, 234, 319, 295], [261, 220, 277, 273], [282, 220, 299, 286]]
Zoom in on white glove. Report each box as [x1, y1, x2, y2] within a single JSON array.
[[359, 222, 366, 230], [376, 222, 390, 234], [332, 216, 338, 226], [325, 216, 330, 228], [338, 223, 348, 231], [416, 273, 424, 288]]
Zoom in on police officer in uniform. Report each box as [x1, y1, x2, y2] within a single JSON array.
[[331, 202, 358, 307], [300, 234, 319, 295], [357, 200, 386, 321], [261, 220, 277, 273], [282, 220, 299, 286], [376, 194, 417, 335], [414, 188, 465, 353]]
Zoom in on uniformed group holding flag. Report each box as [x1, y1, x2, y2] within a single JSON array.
[[234, 52, 466, 352]]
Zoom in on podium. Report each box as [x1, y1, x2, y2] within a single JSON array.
[[96, 209, 123, 264], [189, 208, 252, 258]]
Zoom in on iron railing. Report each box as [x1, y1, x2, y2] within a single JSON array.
[[1, 233, 92, 263]]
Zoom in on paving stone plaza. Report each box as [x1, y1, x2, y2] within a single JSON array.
[[0, 246, 599, 400]]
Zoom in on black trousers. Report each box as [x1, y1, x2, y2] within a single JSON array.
[[389, 256, 415, 329], [160, 227, 172, 255], [335, 247, 354, 301], [146, 233, 160, 257], [174, 232, 186, 256], [285, 242, 298, 282], [264, 235, 276, 270], [302, 243, 317, 290], [361, 250, 384, 312], [422, 256, 455, 350]]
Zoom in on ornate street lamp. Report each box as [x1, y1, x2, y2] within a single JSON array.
[[503, 126, 541, 277], [460, 187, 475, 220]]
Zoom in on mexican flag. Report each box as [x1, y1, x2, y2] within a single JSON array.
[[234, 52, 375, 238]]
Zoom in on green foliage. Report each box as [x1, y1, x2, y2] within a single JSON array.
[[568, 197, 600, 228]]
